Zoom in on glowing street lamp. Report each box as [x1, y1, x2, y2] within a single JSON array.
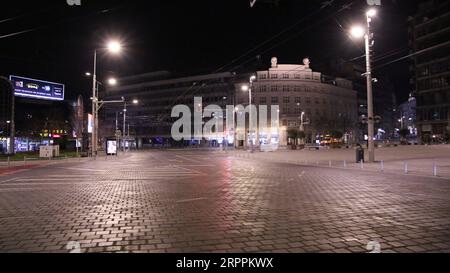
[[350, 26, 365, 39], [107, 41, 122, 54], [367, 9, 377, 17], [108, 78, 118, 86]]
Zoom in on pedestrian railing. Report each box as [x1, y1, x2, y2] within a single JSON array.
[[230, 150, 448, 179]]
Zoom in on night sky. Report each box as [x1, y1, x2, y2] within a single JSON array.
[[0, 0, 422, 104]]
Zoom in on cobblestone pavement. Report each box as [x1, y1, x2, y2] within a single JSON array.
[[0, 151, 449, 253]]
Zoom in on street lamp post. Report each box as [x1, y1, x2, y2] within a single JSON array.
[[90, 40, 122, 157], [351, 9, 377, 163], [300, 111, 305, 132], [242, 76, 257, 153], [122, 99, 139, 152], [92, 50, 97, 157], [233, 107, 238, 149], [249, 81, 254, 153], [123, 101, 127, 153]]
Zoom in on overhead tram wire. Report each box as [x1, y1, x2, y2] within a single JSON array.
[[171, 0, 357, 103], [212, 0, 339, 74], [373, 40, 450, 72], [158, 0, 352, 122], [227, 0, 357, 73], [0, 8, 50, 24], [0, 4, 127, 40]]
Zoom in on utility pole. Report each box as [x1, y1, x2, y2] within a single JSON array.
[[91, 50, 97, 157], [249, 76, 256, 153], [10, 81, 15, 155], [123, 102, 127, 153], [365, 11, 376, 163]]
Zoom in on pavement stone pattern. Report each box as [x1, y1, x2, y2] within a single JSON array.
[[0, 151, 449, 253]]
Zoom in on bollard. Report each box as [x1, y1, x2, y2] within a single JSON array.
[[404, 162, 408, 174], [433, 163, 438, 177], [343, 160, 347, 168], [360, 160, 364, 169], [329, 161, 332, 167], [7, 156, 10, 167], [380, 160, 384, 172]]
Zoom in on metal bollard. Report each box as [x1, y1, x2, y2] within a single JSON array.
[[380, 160, 384, 172], [7, 156, 10, 167], [404, 162, 408, 174], [360, 160, 364, 169], [433, 163, 438, 177], [329, 161, 332, 167], [343, 160, 347, 168]]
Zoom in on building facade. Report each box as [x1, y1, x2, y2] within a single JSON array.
[[103, 71, 237, 147], [235, 58, 358, 146], [318, 58, 398, 142], [399, 95, 418, 138], [409, 0, 450, 143]]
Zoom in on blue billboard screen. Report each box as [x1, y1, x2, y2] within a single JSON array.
[[9, 75, 65, 101]]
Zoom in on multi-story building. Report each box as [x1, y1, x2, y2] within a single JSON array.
[[103, 71, 237, 147], [409, 0, 450, 143], [399, 95, 418, 138], [235, 57, 358, 146], [319, 58, 398, 142]]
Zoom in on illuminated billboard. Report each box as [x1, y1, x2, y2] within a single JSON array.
[[9, 75, 64, 101], [107, 140, 117, 155]]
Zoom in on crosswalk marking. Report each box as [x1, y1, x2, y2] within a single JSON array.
[[0, 166, 206, 187]]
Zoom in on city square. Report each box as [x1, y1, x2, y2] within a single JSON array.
[[1, 146, 449, 253]]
